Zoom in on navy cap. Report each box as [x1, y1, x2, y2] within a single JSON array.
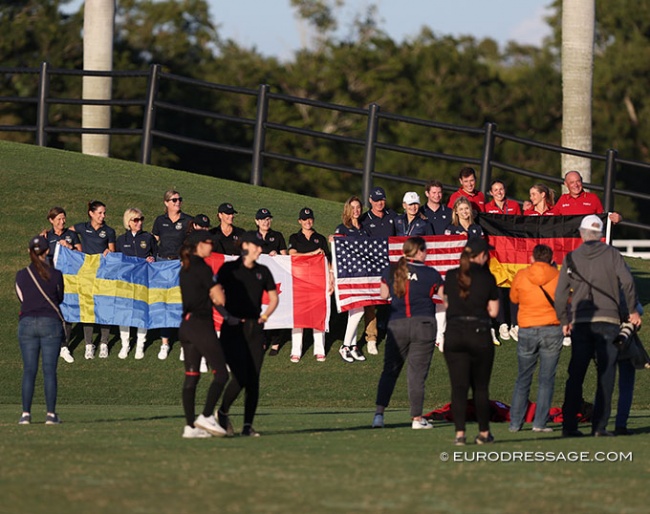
[[29, 235, 49, 253], [240, 231, 266, 247], [193, 214, 210, 228], [465, 237, 494, 256], [370, 187, 386, 201], [255, 208, 272, 220], [298, 207, 314, 220], [218, 203, 237, 214], [186, 230, 215, 246]]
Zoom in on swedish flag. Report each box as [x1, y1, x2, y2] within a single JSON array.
[[55, 247, 182, 329]]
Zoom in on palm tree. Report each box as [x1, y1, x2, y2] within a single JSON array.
[[561, 0, 594, 182], [82, 0, 115, 157]]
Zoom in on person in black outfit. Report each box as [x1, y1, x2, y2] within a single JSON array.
[[178, 230, 230, 439], [443, 238, 499, 445], [216, 231, 279, 437], [371, 237, 444, 430], [211, 203, 246, 255]]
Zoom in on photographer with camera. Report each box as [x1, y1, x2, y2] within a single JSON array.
[[555, 215, 641, 437]]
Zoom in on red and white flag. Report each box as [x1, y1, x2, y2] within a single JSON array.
[[332, 235, 466, 313], [204, 253, 330, 332]]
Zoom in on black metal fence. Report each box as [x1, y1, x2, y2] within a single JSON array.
[[2, 62, 650, 235]]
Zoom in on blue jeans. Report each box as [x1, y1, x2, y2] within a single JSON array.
[[18, 316, 62, 413], [509, 325, 563, 430], [562, 322, 619, 433]]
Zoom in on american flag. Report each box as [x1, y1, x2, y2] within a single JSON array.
[[332, 235, 467, 313]]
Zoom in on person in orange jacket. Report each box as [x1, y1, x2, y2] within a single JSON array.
[[508, 244, 562, 433]]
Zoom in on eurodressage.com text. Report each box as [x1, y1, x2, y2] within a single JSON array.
[[442, 451, 633, 463]]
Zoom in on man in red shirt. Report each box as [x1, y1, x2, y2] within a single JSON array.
[[447, 167, 485, 213], [553, 171, 622, 223]]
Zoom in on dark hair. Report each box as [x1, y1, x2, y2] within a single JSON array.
[[489, 179, 505, 191], [425, 180, 444, 193], [458, 167, 476, 179], [180, 240, 195, 270], [533, 244, 553, 264], [457, 247, 473, 300], [88, 200, 106, 216], [47, 206, 66, 220], [391, 237, 426, 298], [30, 245, 51, 281]]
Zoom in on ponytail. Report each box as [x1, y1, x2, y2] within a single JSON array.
[[457, 248, 472, 300], [30, 248, 51, 281], [392, 236, 426, 298]]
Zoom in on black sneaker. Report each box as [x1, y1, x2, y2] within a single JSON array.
[[268, 347, 279, 356], [45, 413, 62, 425], [475, 432, 494, 444], [241, 424, 260, 437], [562, 429, 584, 438], [217, 410, 234, 437], [614, 427, 634, 436]]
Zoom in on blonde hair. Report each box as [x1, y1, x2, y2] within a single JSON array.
[[341, 196, 362, 228], [451, 196, 475, 226], [123, 207, 143, 230]]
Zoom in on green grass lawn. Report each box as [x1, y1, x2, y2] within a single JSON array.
[[2, 140, 650, 513]]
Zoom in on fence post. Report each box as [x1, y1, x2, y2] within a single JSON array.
[[36, 62, 49, 147], [479, 121, 497, 195], [362, 103, 380, 206], [603, 148, 618, 213], [140, 64, 161, 165], [250, 84, 270, 186]]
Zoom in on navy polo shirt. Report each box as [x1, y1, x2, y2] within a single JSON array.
[[73, 221, 116, 255], [210, 225, 246, 255], [259, 229, 287, 255], [116, 230, 158, 258], [360, 209, 396, 237], [381, 261, 443, 319], [45, 228, 80, 255], [444, 223, 484, 238], [288, 230, 331, 261], [421, 204, 452, 235], [394, 214, 433, 236], [334, 223, 367, 237], [152, 212, 193, 258]]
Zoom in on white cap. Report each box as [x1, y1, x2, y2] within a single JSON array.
[[579, 214, 603, 233], [402, 192, 421, 205]]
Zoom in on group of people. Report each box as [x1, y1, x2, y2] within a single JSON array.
[[16, 168, 642, 443]]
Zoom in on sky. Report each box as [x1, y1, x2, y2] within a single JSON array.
[[64, 0, 554, 60]]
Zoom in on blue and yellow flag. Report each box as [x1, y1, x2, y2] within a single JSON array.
[[55, 247, 182, 329]]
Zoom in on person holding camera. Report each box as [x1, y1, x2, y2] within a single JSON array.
[[555, 215, 641, 437]]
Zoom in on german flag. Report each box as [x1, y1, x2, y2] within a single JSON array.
[[477, 213, 607, 287]]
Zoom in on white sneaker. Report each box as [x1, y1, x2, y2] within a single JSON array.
[[367, 340, 378, 355], [182, 425, 212, 439], [84, 344, 95, 360], [350, 346, 366, 362], [498, 323, 511, 340], [562, 336, 572, 347], [194, 414, 227, 437], [491, 328, 501, 346], [412, 418, 433, 430], [60, 347, 74, 363], [134, 343, 145, 360], [200, 357, 208, 373], [509, 325, 519, 341], [158, 344, 170, 360], [372, 413, 384, 428], [99, 343, 109, 359], [118, 344, 129, 360], [179, 347, 185, 361]]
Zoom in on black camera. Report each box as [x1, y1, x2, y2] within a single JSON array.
[[614, 322, 637, 347]]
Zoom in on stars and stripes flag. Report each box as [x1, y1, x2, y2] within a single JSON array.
[[332, 235, 467, 313]]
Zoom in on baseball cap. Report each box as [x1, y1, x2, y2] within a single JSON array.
[[465, 237, 494, 256], [255, 208, 273, 220], [29, 235, 49, 253], [370, 187, 386, 201], [402, 192, 421, 205], [298, 207, 314, 220], [186, 230, 215, 246], [193, 214, 210, 228], [579, 214, 604, 233], [218, 203, 237, 214], [240, 231, 266, 247]]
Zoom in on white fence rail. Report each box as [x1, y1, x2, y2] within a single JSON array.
[[612, 240, 650, 259]]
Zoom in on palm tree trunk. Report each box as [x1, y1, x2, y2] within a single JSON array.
[[82, 0, 115, 157], [561, 0, 594, 183]]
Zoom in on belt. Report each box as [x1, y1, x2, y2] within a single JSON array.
[[448, 316, 490, 323]]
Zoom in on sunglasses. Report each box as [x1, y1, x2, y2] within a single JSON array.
[[168, 197, 183, 203], [131, 217, 144, 223]]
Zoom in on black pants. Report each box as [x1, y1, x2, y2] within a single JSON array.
[[444, 319, 495, 432], [178, 316, 228, 427], [220, 320, 266, 426]]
